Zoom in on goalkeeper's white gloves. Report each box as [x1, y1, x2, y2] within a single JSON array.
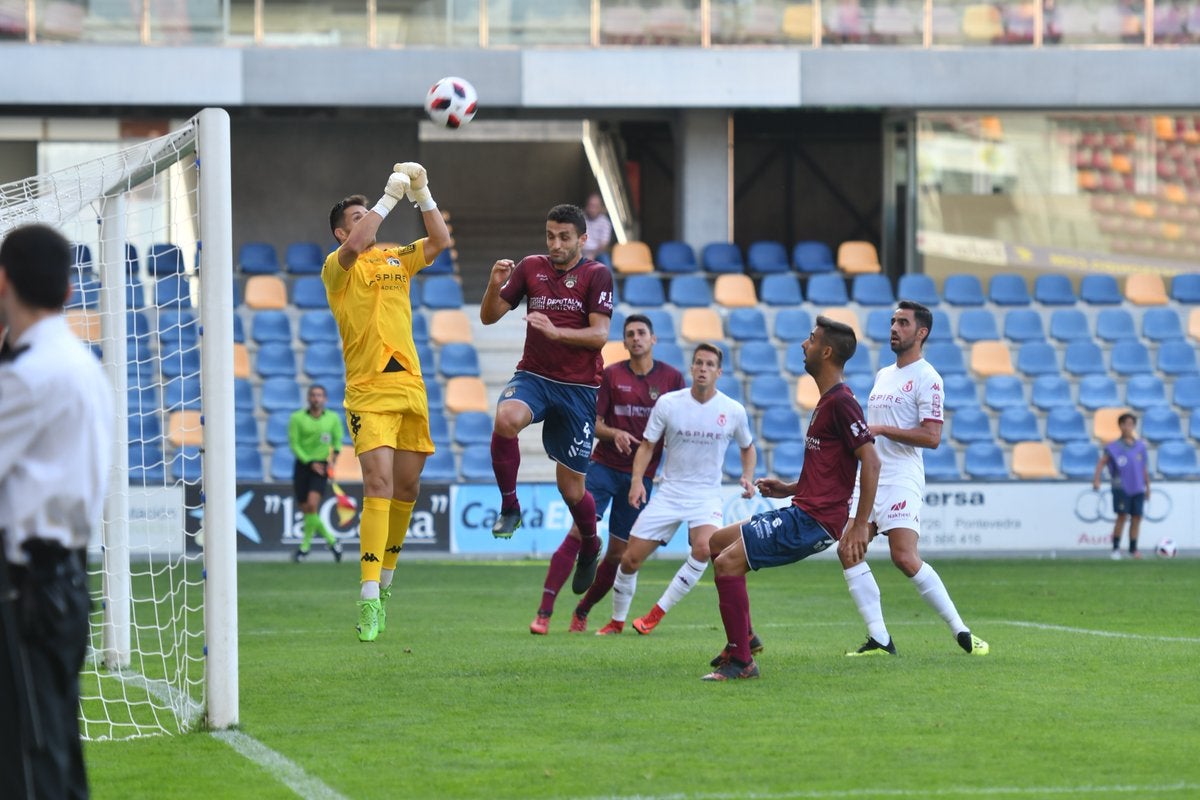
[[394, 161, 437, 212], [372, 171, 411, 218]]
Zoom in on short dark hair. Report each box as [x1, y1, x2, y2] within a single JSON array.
[[693, 342, 723, 368], [624, 313, 653, 334], [814, 315, 858, 366], [1118, 412, 1137, 426], [308, 384, 327, 395], [897, 299, 933, 346], [329, 194, 369, 235], [547, 204, 587, 236], [0, 224, 71, 310]]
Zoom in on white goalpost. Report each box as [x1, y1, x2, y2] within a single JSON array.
[[0, 108, 237, 737]]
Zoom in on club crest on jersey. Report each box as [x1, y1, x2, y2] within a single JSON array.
[[504, 388, 516, 398], [649, 388, 660, 400], [564, 275, 577, 289], [386, 257, 402, 267], [717, 414, 726, 426], [902, 380, 914, 392]]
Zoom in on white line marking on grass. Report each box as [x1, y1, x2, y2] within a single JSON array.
[[571, 782, 1200, 799], [995, 620, 1200, 644], [112, 670, 204, 730], [212, 730, 348, 800]]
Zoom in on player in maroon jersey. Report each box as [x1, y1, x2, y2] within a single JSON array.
[[480, 204, 615, 549], [700, 316, 880, 681]]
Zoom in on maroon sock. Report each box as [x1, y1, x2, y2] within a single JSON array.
[[578, 559, 618, 614], [490, 433, 521, 512], [539, 536, 581, 615], [715, 574, 753, 663], [568, 492, 598, 541]]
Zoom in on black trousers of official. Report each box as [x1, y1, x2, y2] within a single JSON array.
[[0, 539, 91, 800]]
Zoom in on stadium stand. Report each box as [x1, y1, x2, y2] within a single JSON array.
[[460, 445, 494, 481], [1110, 340, 1152, 375], [951, 406, 993, 443], [656, 240, 698, 273], [1158, 340, 1199, 375], [430, 309, 473, 345], [923, 446, 960, 481], [423, 276, 465, 309], [1123, 273, 1168, 305], [238, 242, 279, 275], [701, 242, 744, 273], [851, 273, 894, 305], [1046, 407, 1089, 443], [1031, 375, 1072, 413], [1125, 374, 1167, 409], [623, 274, 666, 307], [943, 274, 985, 306], [1171, 273, 1200, 303], [836, 241, 880, 274], [774, 308, 812, 342], [445, 377, 489, 414], [1157, 440, 1199, 478], [746, 240, 790, 274], [984, 376, 1026, 410], [760, 273, 802, 306], [453, 412, 494, 447], [970, 341, 1014, 376], [988, 274, 1032, 306], [958, 309, 1000, 342], [1012, 442, 1059, 479], [611, 241, 654, 274], [298, 310, 339, 344], [422, 450, 457, 482], [1049, 309, 1090, 342], [668, 275, 712, 307], [1060, 442, 1100, 479], [284, 241, 324, 274], [680, 308, 723, 342], [1092, 407, 1129, 442], [723, 444, 766, 480], [806, 273, 849, 305], [1141, 406, 1183, 442], [771, 442, 806, 477], [1033, 274, 1076, 305], [792, 240, 836, 273], [998, 406, 1041, 443], [245, 275, 288, 310], [964, 442, 1008, 479], [714, 274, 757, 307], [438, 343, 480, 378], [1141, 307, 1183, 341], [896, 273, 939, 307], [1080, 274, 1122, 304], [1096, 308, 1137, 342], [1003, 309, 1045, 342], [727, 308, 768, 341]]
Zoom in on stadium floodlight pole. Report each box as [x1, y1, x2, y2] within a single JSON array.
[[196, 107, 239, 730]]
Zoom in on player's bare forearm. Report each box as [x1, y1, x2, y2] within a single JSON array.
[[419, 208, 452, 263], [854, 442, 881, 526], [337, 213, 385, 270], [739, 446, 756, 495], [872, 420, 941, 449], [480, 286, 511, 325], [629, 440, 655, 486]]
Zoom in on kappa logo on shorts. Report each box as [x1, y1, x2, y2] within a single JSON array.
[[348, 412, 362, 439]]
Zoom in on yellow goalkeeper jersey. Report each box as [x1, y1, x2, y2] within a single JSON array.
[[322, 241, 429, 414]]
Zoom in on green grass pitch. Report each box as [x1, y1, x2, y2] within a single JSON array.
[[86, 556, 1200, 799]]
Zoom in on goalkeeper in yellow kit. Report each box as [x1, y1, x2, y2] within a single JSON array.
[[323, 162, 451, 642]]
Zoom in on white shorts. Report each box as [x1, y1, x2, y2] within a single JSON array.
[[629, 487, 724, 544], [848, 484, 923, 536]]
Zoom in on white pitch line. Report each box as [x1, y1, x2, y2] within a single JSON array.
[[993, 620, 1200, 644], [212, 729, 348, 800], [570, 782, 1200, 799]]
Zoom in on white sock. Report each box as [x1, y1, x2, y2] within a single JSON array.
[[843, 562, 890, 645], [658, 556, 708, 613], [380, 569, 394, 590], [611, 567, 638, 622], [360, 580, 380, 601], [910, 562, 966, 635]]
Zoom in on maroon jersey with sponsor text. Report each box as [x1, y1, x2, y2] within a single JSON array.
[[591, 359, 686, 478], [500, 255, 614, 386], [792, 382, 875, 538]]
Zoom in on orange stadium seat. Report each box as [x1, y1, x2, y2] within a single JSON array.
[[601, 340, 630, 365], [795, 373, 820, 410], [1189, 308, 1200, 341], [837, 241, 881, 274], [430, 309, 474, 345], [445, 376, 490, 414], [1093, 407, 1131, 442], [963, 4, 1003, 40], [1012, 442, 1059, 479], [233, 343, 251, 379], [244, 275, 288, 310], [781, 4, 815, 41], [1124, 273, 1168, 306], [819, 307, 861, 338], [611, 241, 654, 274], [970, 341, 1015, 376], [713, 274, 757, 308], [66, 309, 101, 342], [167, 410, 203, 448], [680, 308, 724, 342], [332, 447, 363, 483]]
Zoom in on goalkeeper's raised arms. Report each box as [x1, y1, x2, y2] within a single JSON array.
[[394, 160, 437, 212], [372, 171, 411, 218]]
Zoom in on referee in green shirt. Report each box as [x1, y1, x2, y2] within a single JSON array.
[[289, 384, 346, 561]]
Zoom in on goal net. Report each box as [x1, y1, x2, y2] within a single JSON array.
[[0, 109, 237, 738]]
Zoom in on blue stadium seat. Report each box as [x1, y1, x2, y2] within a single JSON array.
[[998, 406, 1040, 443], [64, 274, 99, 310], [155, 275, 191, 308], [422, 276, 464, 309], [460, 445, 494, 481], [957, 309, 1000, 342], [1003, 309, 1045, 342], [129, 443, 165, 483], [252, 310, 292, 344], [1080, 274, 1121, 305], [702, 242, 744, 274], [285, 241, 324, 274], [424, 249, 455, 275], [453, 411, 493, 447], [409, 278, 423, 309], [1015, 342, 1059, 377], [760, 407, 803, 443], [298, 310, 339, 345], [746, 241, 790, 274], [622, 275, 666, 307], [1034, 274, 1076, 306], [984, 376, 1026, 410], [428, 413, 451, 447], [128, 310, 153, 348], [269, 447, 293, 481], [170, 446, 203, 483], [1049, 309, 1090, 342], [128, 410, 161, 444], [759, 273, 802, 306], [1077, 375, 1120, 410], [234, 412, 259, 446], [925, 341, 966, 376], [1141, 406, 1182, 443], [727, 308, 768, 341], [238, 242, 279, 275], [1170, 273, 1200, 303], [668, 275, 712, 307], [128, 386, 160, 420], [656, 240, 698, 274], [425, 379, 444, 412], [1063, 341, 1105, 376], [1060, 442, 1100, 479], [942, 374, 977, 411], [256, 342, 297, 379], [896, 273, 940, 307], [439, 343, 480, 378], [422, 450, 457, 483], [1173, 375, 1200, 410], [1046, 407, 1089, 443], [303, 343, 344, 380], [866, 309, 893, 344], [265, 412, 291, 447], [923, 446, 960, 481], [851, 274, 894, 306], [774, 308, 812, 342], [292, 276, 328, 309], [1095, 309, 1136, 342], [843, 346, 874, 377], [235, 447, 264, 481], [126, 281, 145, 310], [1142, 308, 1183, 342], [771, 442, 806, 477], [723, 444, 766, 480], [943, 274, 985, 307], [71, 243, 93, 273], [1191, 409, 1200, 439], [124, 242, 141, 278], [159, 309, 199, 350], [963, 442, 1007, 479], [1030, 376, 1073, 410], [1125, 375, 1167, 410], [235, 378, 256, 413], [738, 341, 779, 375], [951, 406, 993, 443], [146, 243, 185, 275], [716, 375, 744, 404], [643, 309, 676, 341], [748, 375, 790, 409], [607, 309, 626, 341], [1110, 341, 1152, 376], [792, 241, 835, 273], [876, 347, 896, 372], [160, 346, 200, 379], [806, 273, 848, 305], [323, 381, 345, 412], [655, 342, 685, 372], [260, 377, 301, 412], [1157, 440, 1199, 478], [846, 373, 873, 409], [231, 314, 245, 344], [412, 312, 429, 345], [988, 274, 1032, 306], [928, 310, 953, 342], [1157, 340, 1199, 376]]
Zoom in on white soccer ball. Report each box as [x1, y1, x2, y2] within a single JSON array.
[[424, 77, 478, 129], [1155, 538, 1178, 559]]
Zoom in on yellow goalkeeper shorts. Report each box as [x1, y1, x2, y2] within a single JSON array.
[[345, 408, 435, 456]]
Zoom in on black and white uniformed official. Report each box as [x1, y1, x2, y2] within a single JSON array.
[[0, 224, 113, 800]]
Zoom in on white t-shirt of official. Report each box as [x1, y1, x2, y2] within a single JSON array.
[[866, 358, 944, 494], [642, 388, 754, 496]]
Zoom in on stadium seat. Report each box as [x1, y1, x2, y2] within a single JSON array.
[[818, 307, 861, 338], [1157, 340, 1198, 376], [260, 377, 301, 412], [1034, 274, 1077, 306], [806, 273, 848, 306], [896, 274, 940, 307], [607, 309, 626, 341], [292, 276, 327, 309], [928, 310, 953, 342], [748, 375, 790, 409], [460, 445, 494, 481], [837, 241, 880, 274], [154, 275, 191, 309], [1170, 273, 1200, 303], [453, 411, 494, 447], [425, 249, 455, 275], [668, 275, 712, 307], [701, 242, 744, 274], [656, 241, 699, 274], [1049, 309, 1090, 342], [71, 242, 93, 274], [1125, 374, 1167, 410], [1060, 442, 1099, 479], [234, 411, 259, 447], [1080, 274, 1121, 305], [760, 407, 803, 443], [923, 446, 960, 481], [845, 373, 873, 409], [716, 374, 744, 404], [988, 274, 1032, 306], [125, 280, 145, 310], [984, 375, 1026, 410], [714, 274, 757, 307], [232, 343, 252, 379], [408, 278, 423, 309], [865, 309, 893, 344], [774, 308, 812, 342], [285, 241, 324, 274], [445, 377, 489, 414], [303, 343, 344, 380], [1157, 440, 1199, 478], [781, 342, 807, 376], [129, 443, 166, 483], [64, 272, 100, 310], [843, 346, 873, 377], [1046, 407, 1089, 443], [1110, 341, 1152, 375], [160, 346, 200, 380], [641, 309, 675, 342], [759, 273, 802, 306], [430, 309, 473, 345], [963, 442, 1007, 479], [1172, 374, 1200, 410], [238, 242, 279, 275], [170, 446, 204, 483], [265, 411, 291, 447], [727, 308, 768, 341], [1141, 308, 1183, 342], [970, 341, 1014, 376], [680, 308, 723, 343], [423, 276, 464, 309], [234, 378, 256, 413], [256, 342, 297, 379], [926, 341, 966, 376], [1030, 375, 1072, 411], [252, 310, 292, 344], [426, 379, 444, 412], [723, 444, 765, 481], [792, 374, 820, 410], [422, 450, 457, 483], [951, 406, 993, 443], [269, 448, 293, 481], [792, 240, 836, 273], [244, 275, 287, 310], [66, 309, 100, 344], [655, 342, 687, 372], [1063, 341, 1105, 376], [958, 309, 1000, 342], [943, 274, 985, 306], [1092, 407, 1129, 442], [298, 310, 339, 345], [771, 442, 806, 477], [1095, 309, 1136, 342], [438, 343, 480, 378], [1141, 406, 1182, 443], [166, 410, 202, 448], [622, 274, 666, 307], [611, 241, 654, 274], [1012, 442, 1058, 479], [323, 381, 346, 411], [1124, 273, 1168, 306], [146, 243, 185, 275], [941, 374, 976, 411], [738, 342, 779, 375], [1190, 409, 1200, 439], [1003, 309, 1045, 342], [427, 413, 451, 447], [850, 274, 894, 306], [159, 309, 199, 347], [876, 347, 896, 372], [1191, 308, 1200, 341], [998, 406, 1040, 443], [1077, 375, 1120, 410], [746, 241, 790, 274]]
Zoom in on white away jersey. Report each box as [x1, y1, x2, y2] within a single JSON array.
[[867, 358, 944, 493], [642, 389, 754, 491]]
